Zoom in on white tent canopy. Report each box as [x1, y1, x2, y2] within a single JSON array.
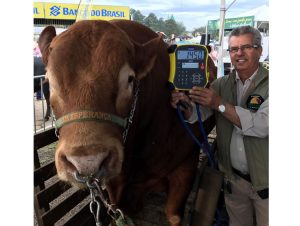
[[235, 4, 269, 22]]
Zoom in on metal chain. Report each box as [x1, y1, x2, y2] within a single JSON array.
[[74, 172, 127, 225], [122, 80, 140, 143], [88, 179, 124, 221], [89, 188, 103, 226]]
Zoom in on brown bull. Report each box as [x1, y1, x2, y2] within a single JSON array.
[[39, 20, 216, 226]]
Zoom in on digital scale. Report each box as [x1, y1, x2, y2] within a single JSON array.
[[168, 44, 210, 91]]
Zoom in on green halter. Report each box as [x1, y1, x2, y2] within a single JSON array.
[[55, 110, 127, 129]]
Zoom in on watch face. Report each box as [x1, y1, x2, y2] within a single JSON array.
[[218, 104, 225, 113]]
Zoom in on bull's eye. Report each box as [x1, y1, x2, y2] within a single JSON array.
[[128, 75, 134, 83]]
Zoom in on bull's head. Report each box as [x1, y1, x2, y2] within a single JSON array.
[[38, 20, 163, 187]]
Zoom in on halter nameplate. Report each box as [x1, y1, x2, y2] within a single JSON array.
[[55, 110, 127, 129]]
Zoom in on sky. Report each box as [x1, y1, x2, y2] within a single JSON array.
[[35, 0, 269, 31]]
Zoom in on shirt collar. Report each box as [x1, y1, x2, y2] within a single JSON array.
[[235, 68, 259, 82]]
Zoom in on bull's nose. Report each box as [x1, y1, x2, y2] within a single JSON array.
[[66, 152, 109, 176]]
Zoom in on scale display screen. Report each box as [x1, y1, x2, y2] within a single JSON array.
[[182, 62, 199, 69], [168, 44, 209, 90], [177, 50, 205, 60]]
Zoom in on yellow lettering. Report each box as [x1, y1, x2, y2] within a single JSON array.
[[104, 113, 111, 120], [74, 112, 79, 119], [93, 112, 98, 118], [87, 111, 92, 118], [78, 111, 84, 118]]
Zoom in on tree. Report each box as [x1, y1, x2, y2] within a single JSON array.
[[144, 13, 159, 31], [129, 8, 187, 38], [192, 26, 206, 36], [163, 18, 186, 37], [130, 9, 145, 24], [192, 26, 219, 41], [164, 18, 178, 37], [129, 8, 136, 19], [176, 22, 186, 36], [157, 17, 165, 32]]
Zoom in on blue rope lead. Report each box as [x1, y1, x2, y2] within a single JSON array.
[[195, 103, 215, 168], [176, 104, 221, 226], [176, 105, 214, 167]]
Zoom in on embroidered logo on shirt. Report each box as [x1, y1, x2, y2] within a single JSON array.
[[246, 94, 264, 110]]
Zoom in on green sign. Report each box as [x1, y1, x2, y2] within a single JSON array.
[[208, 16, 255, 30], [208, 19, 219, 30]]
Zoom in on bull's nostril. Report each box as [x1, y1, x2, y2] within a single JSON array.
[[95, 153, 113, 177], [94, 168, 107, 179], [60, 154, 77, 172], [64, 152, 110, 176], [102, 152, 114, 168]]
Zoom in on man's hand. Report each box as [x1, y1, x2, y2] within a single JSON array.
[[189, 86, 222, 110], [171, 91, 193, 119], [189, 86, 242, 128]]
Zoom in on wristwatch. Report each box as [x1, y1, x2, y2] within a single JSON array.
[[218, 104, 226, 113]]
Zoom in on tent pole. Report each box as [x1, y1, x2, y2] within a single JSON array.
[[217, 0, 226, 78], [205, 23, 208, 45]]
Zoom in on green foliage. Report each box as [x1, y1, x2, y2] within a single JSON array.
[[176, 22, 186, 36], [129, 8, 218, 39], [192, 26, 219, 41], [144, 13, 159, 31], [164, 18, 178, 37], [130, 9, 145, 25], [157, 18, 165, 32], [192, 26, 206, 36], [130, 8, 187, 37]]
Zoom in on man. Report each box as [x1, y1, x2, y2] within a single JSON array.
[[171, 26, 268, 226]]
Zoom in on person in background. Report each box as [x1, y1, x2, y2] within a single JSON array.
[[33, 41, 42, 57], [208, 42, 218, 66], [170, 33, 176, 44], [171, 26, 268, 226]]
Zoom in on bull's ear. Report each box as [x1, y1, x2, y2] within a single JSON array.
[[134, 35, 163, 80], [38, 26, 56, 65]]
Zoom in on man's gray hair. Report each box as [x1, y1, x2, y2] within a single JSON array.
[[228, 26, 262, 46]]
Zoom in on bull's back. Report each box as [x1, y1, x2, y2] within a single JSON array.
[[111, 20, 158, 44]]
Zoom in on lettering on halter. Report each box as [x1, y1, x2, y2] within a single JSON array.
[[55, 110, 126, 130], [62, 111, 112, 122]]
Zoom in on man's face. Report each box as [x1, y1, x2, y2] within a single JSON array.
[[228, 34, 262, 75]]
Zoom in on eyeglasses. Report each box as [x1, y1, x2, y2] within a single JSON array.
[[227, 44, 259, 53]]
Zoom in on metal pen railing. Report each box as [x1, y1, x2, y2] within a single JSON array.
[[33, 75, 55, 134]]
